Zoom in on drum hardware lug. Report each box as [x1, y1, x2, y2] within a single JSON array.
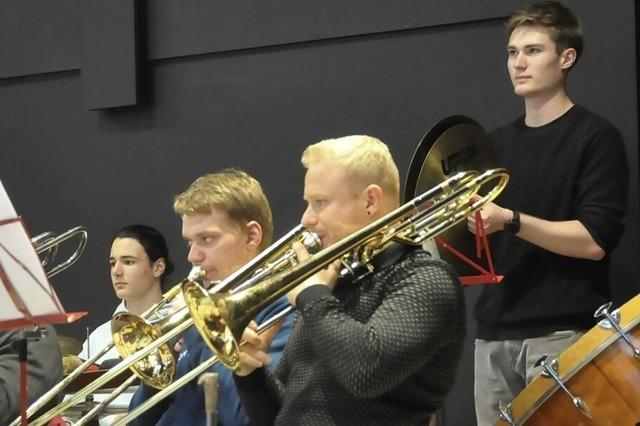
[[535, 355, 592, 419], [497, 401, 517, 425], [538, 357, 558, 378], [595, 302, 621, 329], [595, 302, 640, 359]]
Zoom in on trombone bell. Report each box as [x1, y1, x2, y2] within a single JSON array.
[[109, 271, 205, 390], [182, 229, 322, 371], [183, 282, 241, 370], [111, 313, 177, 389]]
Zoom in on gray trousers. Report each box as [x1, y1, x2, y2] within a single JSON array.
[[474, 330, 583, 426]]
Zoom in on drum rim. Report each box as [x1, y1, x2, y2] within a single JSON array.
[[505, 294, 640, 423]]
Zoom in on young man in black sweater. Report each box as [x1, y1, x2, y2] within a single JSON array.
[[468, 2, 629, 424]]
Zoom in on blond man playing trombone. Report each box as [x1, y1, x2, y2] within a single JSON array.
[[234, 136, 466, 425]]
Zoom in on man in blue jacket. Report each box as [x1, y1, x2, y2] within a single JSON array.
[[129, 169, 291, 425]]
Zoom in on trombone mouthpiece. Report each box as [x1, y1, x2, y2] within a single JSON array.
[[188, 266, 221, 290], [301, 231, 322, 254], [188, 266, 206, 281]]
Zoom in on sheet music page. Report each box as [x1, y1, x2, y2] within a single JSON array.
[[0, 283, 24, 319], [0, 179, 65, 323], [0, 180, 17, 220]]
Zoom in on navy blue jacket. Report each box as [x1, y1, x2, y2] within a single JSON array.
[[129, 297, 292, 425]]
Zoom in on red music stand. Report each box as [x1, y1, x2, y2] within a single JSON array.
[[435, 211, 503, 285], [0, 180, 85, 425]]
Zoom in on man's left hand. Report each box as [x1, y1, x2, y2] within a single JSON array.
[[286, 242, 341, 306]]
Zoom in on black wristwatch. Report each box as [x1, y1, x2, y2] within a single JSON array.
[[504, 210, 521, 235]]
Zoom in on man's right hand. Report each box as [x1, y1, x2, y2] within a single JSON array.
[[467, 195, 512, 236]]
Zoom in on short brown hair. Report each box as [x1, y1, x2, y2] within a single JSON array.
[[507, 1, 583, 66], [173, 169, 273, 250]]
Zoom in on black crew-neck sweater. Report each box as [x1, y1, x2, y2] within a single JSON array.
[[475, 105, 629, 340]]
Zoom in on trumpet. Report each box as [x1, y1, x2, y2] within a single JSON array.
[[31, 226, 88, 277], [21, 226, 319, 426], [183, 168, 509, 371]]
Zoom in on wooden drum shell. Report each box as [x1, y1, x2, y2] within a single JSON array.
[[497, 294, 640, 426]]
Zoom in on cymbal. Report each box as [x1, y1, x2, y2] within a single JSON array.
[[59, 335, 82, 356], [404, 115, 498, 276], [63, 354, 84, 375]]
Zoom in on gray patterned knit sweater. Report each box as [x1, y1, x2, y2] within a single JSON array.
[[235, 245, 465, 425]]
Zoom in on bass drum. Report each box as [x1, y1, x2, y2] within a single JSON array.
[[496, 293, 640, 425]]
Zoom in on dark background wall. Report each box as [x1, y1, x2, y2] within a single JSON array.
[[1, 1, 637, 424]]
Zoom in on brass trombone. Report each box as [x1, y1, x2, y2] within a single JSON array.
[[31, 226, 88, 277], [115, 306, 292, 425], [184, 168, 509, 370], [77, 228, 318, 425], [109, 226, 319, 390], [26, 168, 507, 425], [20, 226, 319, 426], [115, 167, 509, 425], [9, 280, 187, 426]]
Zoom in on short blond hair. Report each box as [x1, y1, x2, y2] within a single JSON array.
[[173, 169, 273, 250], [301, 135, 400, 200]]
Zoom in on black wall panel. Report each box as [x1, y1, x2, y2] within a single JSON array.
[[81, 0, 139, 109], [0, 1, 637, 424], [0, 1, 81, 78]]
